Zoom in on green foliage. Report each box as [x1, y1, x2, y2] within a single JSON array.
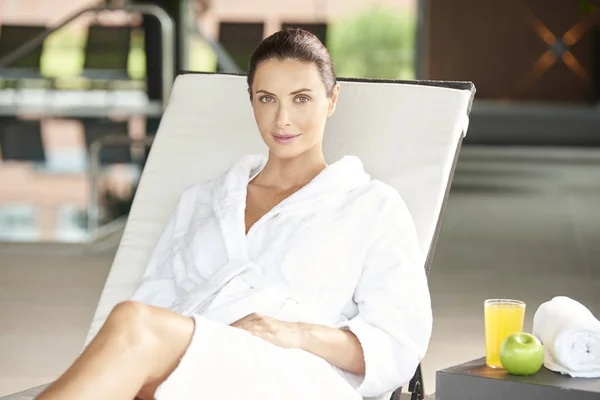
[[328, 6, 416, 80], [39, 27, 147, 79], [579, 0, 598, 16]]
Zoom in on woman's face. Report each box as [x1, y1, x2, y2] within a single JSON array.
[[249, 58, 339, 160]]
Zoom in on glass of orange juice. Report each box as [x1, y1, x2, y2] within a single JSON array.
[[484, 299, 526, 368]]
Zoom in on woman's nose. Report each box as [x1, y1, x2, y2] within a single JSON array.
[[275, 105, 292, 127]]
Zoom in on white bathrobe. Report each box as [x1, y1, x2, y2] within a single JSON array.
[[132, 154, 433, 400]]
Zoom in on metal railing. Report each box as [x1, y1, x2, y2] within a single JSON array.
[[186, 8, 241, 73], [87, 134, 155, 239], [0, 2, 173, 242], [0, 1, 242, 242], [0, 2, 175, 107]]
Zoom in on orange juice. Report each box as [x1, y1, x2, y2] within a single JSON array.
[[484, 299, 526, 368]]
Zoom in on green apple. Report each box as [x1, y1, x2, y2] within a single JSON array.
[[500, 332, 544, 376]]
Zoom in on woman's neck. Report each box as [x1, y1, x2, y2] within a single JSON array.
[[252, 149, 327, 191]]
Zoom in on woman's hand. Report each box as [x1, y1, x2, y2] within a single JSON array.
[[231, 313, 365, 375], [230, 313, 302, 349]]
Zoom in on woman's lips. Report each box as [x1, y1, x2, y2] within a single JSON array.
[[272, 133, 301, 144]]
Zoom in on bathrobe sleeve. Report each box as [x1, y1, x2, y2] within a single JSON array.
[[131, 205, 179, 308], [132, 186, 199, 308], [337, 188, 433, 397]]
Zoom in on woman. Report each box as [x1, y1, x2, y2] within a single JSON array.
[[37, 28, 432, 400]]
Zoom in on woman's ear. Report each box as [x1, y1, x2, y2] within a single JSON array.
[[247, 87, 253, 101], [328, 83, 341, 118]]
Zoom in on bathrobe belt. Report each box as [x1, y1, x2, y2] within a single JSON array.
[[168, 259, 337, 321]]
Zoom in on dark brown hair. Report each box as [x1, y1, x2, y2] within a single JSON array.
[[247, 28, 337, 98]]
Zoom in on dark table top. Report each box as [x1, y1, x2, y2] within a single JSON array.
[[437, 357, 600, 398]]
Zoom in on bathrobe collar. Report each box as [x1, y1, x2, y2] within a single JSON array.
[[212, 154, 371, 259]]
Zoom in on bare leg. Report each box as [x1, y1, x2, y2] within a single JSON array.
[[36, 301, 195, 400]]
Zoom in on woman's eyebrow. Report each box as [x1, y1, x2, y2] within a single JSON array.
[[255, 88, 313, 96], [255, 89, 275, 95], [290, 88, 313, 95]]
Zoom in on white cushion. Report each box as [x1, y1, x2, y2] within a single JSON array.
[[85, 73, 474, 345]]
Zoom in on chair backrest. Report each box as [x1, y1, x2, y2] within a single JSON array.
[[0, 25, 46, 76], [217, 22, 264, 72], [84, 72, 475, 346], [83, 25, 131, 80], [0, 117, 45, 162]]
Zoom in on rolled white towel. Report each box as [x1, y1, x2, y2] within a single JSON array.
[[532, 296, 600, 377]]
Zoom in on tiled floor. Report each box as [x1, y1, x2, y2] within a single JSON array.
[[0, 242, 117, 397], [422, 146, 600, 393], [0, 146, 599, 397]]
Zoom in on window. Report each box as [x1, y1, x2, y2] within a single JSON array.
[[0, 204, 39, 241], [55, 205, 88, 242]]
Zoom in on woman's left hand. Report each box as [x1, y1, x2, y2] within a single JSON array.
[[232, 312, 366, 375], [230, 313, 303, 349]]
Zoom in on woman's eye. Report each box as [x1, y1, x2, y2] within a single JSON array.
[[295, 95, 310, 104], [259, 96, 275, 103]]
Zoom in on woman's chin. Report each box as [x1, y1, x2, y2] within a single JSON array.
[[267, 144, 305, 160]]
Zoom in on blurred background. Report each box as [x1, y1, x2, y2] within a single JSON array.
[[0, 0, 598, 397]]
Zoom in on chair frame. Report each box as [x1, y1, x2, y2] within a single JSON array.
[[390, 137, 465, 400]]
